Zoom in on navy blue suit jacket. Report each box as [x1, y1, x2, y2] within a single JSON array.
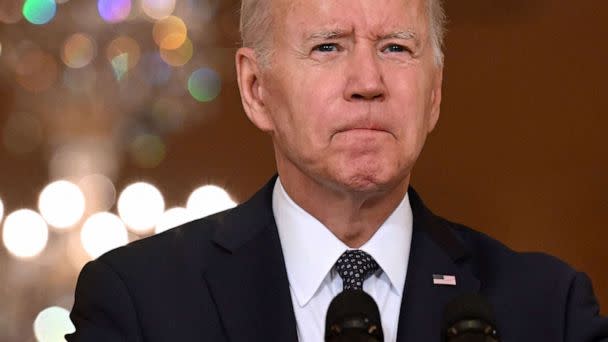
[[67, 178, 608, 341]]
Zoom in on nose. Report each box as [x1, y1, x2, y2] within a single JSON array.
[[343, 46, 386, 102]]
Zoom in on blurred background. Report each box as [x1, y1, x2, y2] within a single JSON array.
[[0, 0, 606, 340]]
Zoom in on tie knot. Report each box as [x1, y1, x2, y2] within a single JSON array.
[[335, 250, 379, 291]]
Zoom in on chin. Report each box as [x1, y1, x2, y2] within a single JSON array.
[[332, 167, 398, 194], [328, 155, 412, 194]]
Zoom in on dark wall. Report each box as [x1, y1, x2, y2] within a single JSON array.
[[416, 0, 608, 309]]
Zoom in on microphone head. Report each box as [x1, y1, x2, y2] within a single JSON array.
[[442, 293, 500, 342], [325, 290, 383, 342]]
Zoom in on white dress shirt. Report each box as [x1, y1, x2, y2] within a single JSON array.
[[272, 178, 413, 342]]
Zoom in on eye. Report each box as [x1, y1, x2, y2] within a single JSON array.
[[313, 43, 340, 53], [382, 44, 409, 53]]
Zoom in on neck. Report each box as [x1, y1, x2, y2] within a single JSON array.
[[277, 164, 410, 248]]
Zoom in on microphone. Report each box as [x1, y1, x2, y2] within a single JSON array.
[[325, 290, 384, 342], [442, 293, 500, 342]]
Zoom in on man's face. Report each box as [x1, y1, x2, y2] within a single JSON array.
[[253, 0, 442, 193]]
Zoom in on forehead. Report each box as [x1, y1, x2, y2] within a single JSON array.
[[272, 0, 427, 38]]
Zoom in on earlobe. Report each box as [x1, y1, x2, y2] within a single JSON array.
[[235, 48, 275, 132]]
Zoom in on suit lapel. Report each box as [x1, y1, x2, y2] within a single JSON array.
[[396, 189, 480, 341], [200, 180, 479, 341], [202, 178, 298, 342]]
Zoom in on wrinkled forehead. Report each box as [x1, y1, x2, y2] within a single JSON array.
[[271, 0, 428, 40]]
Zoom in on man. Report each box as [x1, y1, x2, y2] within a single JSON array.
[[67, 0, 608, 341]]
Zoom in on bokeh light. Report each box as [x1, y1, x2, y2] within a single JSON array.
[[97, 0, 131, 23], [153, 16, 187, 50], [49, 140, 119, 181], [160, 37, 193, 67], [2, 112, 43, 156], [33, 306, 75, 342], [129, 133, 166, 168], [155, 207, 191, 234], [81, 212, 128, 259], [78, 174, 116, 213], [117, 182, 165, 233], [188, 68, 222, 102], [110, 53, 129, 81], [0, 0, 244, 340], [2, 209, 49, 258], [38, 180, 86, 229], [22, 0, 56, 25], [187, 185, 237, 219], [15, 47, 59, 92], [141, 0, 175, 20], [106, 36, 141, 80], [61, 33, 96, 69]]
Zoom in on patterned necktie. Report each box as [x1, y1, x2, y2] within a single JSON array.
[[335, 250, 380, 291]]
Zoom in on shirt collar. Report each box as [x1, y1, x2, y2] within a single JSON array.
[[272, 177, 413, 307], [359, 192, 412, 298]]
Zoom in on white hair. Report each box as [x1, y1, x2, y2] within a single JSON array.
[[240, 0, 447, 66]]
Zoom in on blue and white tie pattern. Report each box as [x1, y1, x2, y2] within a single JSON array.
[[335, 250, 379, 291]]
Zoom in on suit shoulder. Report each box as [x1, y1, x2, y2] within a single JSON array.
[[446, 219, 577, 280], [95, 209, 232, 274]]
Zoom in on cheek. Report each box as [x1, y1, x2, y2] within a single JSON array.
[[265, 75, 334, 159], [389, 67, 434, 122], [286, 73, 342, 138], [383, 71, 435, 159]]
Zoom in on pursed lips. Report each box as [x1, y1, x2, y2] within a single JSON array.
[[332, 123, 395, 139]]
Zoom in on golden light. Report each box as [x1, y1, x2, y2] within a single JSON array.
[[152, 15, 187, 50], [2, 209, 49, 258], [38, 180, 86, 230], [61, 33, 96, 69], [187, 185, 237, 220], [106, 36, 141, 79], [159, 37, 193, 67], [80, 212, 128, 259], [117, 182, 165, 233]]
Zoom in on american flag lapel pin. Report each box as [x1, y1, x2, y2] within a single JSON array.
[[433, 274, 457, 286]]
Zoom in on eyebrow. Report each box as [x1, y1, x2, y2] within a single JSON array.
[[306, 30, 350, 41], [381, 30, 417, 41], [305, 29, 418, 42]]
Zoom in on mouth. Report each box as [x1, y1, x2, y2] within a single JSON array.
[[332, 126, 393, 139], [342, 127, 386, 132]]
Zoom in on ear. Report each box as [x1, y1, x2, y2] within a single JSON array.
[[235, 47, 275, 132], [427, 67, 443, 133]]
